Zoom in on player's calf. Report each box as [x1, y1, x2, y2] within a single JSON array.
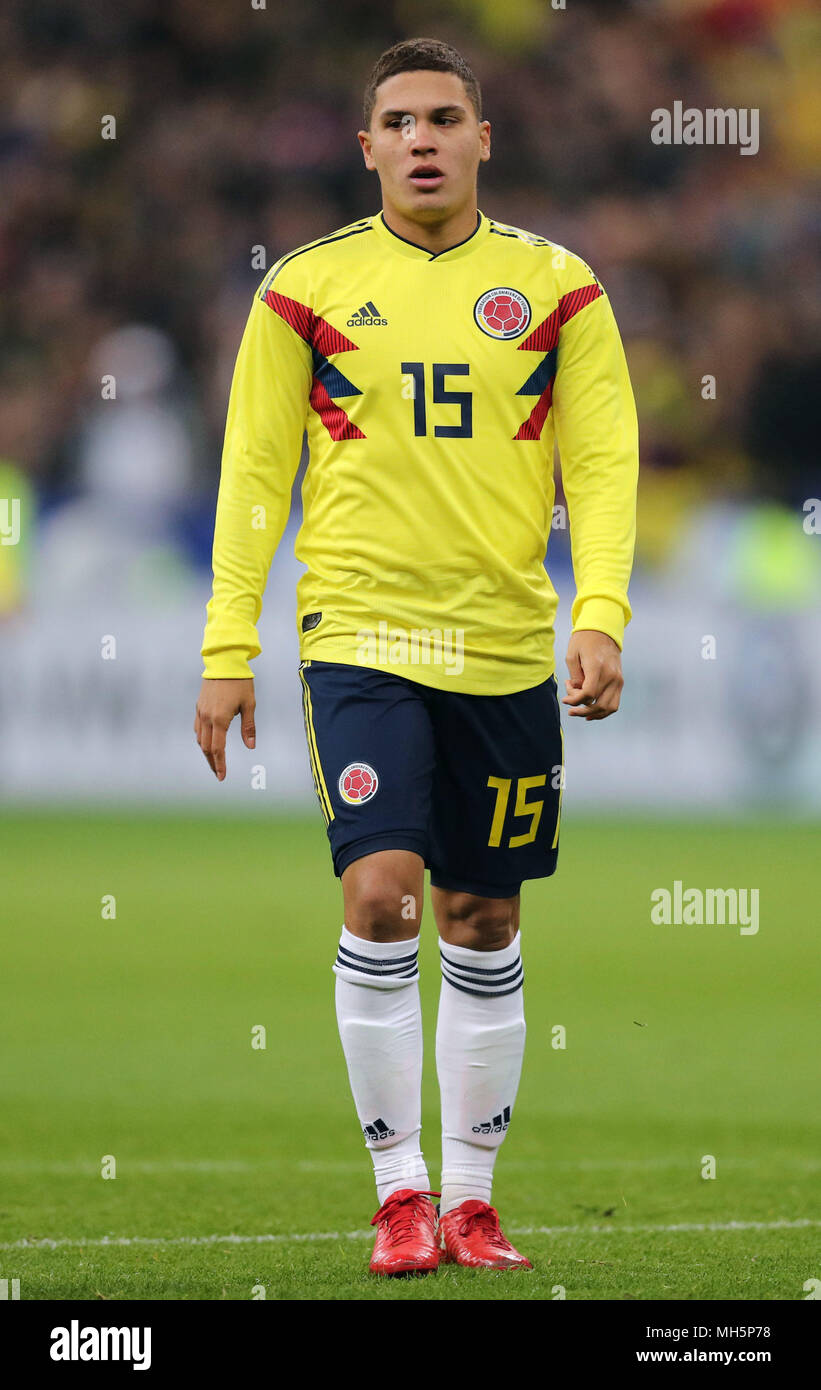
[[333, 904, 435, 1277], [433, 907, 528, 1256]]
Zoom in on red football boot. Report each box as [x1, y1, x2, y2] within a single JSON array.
[[439, 1199, 533, 1269], [369, 1188, 441, 1276]]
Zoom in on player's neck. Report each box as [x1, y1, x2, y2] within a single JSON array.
[[379, 201, 480, 256]]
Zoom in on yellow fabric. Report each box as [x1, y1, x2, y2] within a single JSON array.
[[201, 210, 639, 693]]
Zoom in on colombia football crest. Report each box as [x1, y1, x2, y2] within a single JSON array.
[[474, 287, 532, 340], [338, 761, 379, 805]]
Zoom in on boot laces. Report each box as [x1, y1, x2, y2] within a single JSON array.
[[456, 1200, 511, 1250], [371, 1189, 440, 1247]]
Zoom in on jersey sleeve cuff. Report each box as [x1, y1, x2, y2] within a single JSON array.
[[571, 596, 629, 650], [201, 652, 256, 680]]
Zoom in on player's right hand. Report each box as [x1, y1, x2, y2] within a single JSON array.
[[194, 677, 256, 781]]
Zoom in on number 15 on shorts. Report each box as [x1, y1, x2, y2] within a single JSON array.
[[486, 763, 564, 851]]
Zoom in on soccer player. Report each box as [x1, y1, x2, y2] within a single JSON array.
[[195, 38, 638, 1275]]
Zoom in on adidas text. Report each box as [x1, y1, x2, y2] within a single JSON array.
[[348, 301, 388, 327]]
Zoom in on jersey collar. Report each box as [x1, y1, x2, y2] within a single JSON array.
[[372, 208, 490, 262]]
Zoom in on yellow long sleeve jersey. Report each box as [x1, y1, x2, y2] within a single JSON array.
[[201, 209, 639, 694]]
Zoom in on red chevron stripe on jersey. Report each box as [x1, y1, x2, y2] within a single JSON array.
[[516, 306, 559, 355], [265, 288, 365, 439], [513, 282, 603, 438], [558, 281, 603, 325], [513, 382, 554, 440], [264, 289, 360, 357], [309, 377, 366, 441], [516, 282, 602, 354]]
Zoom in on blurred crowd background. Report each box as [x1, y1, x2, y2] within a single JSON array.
[[0, 0, 819, 804]]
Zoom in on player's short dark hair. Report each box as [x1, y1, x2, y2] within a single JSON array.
[[363, 38, 482, 129]]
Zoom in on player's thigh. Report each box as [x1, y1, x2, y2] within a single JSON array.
[[298, 658, 436, 887], [427, 673, 564, 897]]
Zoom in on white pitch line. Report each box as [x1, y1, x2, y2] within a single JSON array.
[[2, 1218, 819, 1252], [1, 1231, 372, 1250], [513, 1218, 821, 1237]]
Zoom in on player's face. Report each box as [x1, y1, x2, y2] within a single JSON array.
[[359, 70, 490, 224]]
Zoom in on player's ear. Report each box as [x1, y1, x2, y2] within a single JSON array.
[[357, 130, 376, 169], [479, 120, 491, 162]]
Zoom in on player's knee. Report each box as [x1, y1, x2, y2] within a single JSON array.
[[345, 874, 420, 941], [437, 893, 518, 951]]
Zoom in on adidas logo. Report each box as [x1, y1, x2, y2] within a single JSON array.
[[347, 301, 388, 327], [363, 1117, 396, 1140], [472, 1105, 511, 1135]]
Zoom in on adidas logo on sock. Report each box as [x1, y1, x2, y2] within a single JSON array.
[[472, 1105, 511, 1135], [347, 300, 388, 326], [363, 1117, 396, 1141]]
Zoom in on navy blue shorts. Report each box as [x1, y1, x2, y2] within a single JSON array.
[[298, 659, 564, 898]]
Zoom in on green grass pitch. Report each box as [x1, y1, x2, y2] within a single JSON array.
[[1, 810, 818, 1301]]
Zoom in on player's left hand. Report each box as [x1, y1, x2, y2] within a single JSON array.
[[562, 630, 624, 721]]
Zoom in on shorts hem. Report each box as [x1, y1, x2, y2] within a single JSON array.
[[429, 859, 559, 897], [334, 831, 429, 878], [429, 871, 522, 898]]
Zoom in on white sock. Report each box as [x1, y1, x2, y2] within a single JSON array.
[[436, 931, 526, 1216], [333, 925, 430, 1205]]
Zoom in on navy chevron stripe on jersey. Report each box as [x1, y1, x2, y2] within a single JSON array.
[[439, 947, 523, 997], [517, 346, 558, 397], [311, 350, 362, 398]]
